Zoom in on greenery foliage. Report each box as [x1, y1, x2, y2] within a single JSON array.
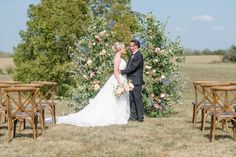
[[13, 0, 91, 96]]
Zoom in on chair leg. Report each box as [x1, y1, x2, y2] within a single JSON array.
[[52, 105, 56, 124], [13, 119, 18, 138], [201, 108, 207, 132], [32, 116, 38, 139], [192, 103, 195, 123], [39, 109, 45, 132], [232, 119, 236, 140], [210, 115, 216, 142], [193, 103, 198, 127]]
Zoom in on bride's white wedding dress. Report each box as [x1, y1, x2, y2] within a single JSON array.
[[56, 59, 130, 127]]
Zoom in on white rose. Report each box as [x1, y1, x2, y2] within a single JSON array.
[[94, 84, 100, 91], [87, 59, 93, 67], [161, 75, 165, 79], [160, 93, 165, 98]]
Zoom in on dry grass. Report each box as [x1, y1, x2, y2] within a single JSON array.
[[1, 56, 236, 157]]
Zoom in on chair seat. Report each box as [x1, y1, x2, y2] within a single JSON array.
[[15, 112, 38, 117], [210, 111, 236, 118]]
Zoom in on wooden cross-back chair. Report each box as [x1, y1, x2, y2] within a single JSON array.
[[210, 85, 236, 142], [31, 81, 57, 124], [0, 81, 22, 85], [192, 81, 219, 127], [0, 84, 11, 138], [200, 82, 231, 133], [4, 87, 38, 142], [229, 81, 236, 112], [15, 83, 45, 132], [0, 84, 11, 122]]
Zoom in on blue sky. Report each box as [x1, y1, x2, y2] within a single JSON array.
[[0, 0, 236, 53]]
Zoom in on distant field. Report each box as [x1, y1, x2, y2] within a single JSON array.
[[183, 55, 223, 64], [0, 58, 14, 80], [0, 58, 14, 68]]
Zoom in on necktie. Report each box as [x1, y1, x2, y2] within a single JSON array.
[[131, 54, 135, 59]]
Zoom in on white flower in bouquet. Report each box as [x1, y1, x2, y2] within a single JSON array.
[[114, 85, 125, 97]]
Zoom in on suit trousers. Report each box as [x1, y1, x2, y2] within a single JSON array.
[[129, 85, 144, 120]]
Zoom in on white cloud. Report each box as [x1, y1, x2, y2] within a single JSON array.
[[191, 14, 214, 22], [212, 26, 225, 32], [172, 27, 186, 32]]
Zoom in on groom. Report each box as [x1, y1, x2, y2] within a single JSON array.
[[121, 39, 144, 122]]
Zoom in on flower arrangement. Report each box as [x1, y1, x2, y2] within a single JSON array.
[[68, 14, 186, 117], [114, 81, 134, 97]]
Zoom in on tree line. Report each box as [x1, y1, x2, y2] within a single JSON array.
[[0, 50, 13, 58], [184, 44, 236, 63]]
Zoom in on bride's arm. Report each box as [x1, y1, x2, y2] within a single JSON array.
[[114, 56, 123, 84]]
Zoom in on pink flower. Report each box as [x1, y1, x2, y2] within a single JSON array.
[[155, 47, 161, 53], [149, 93, 155, 98], [90, 72, 96, 78], [83, 75, 89, 80], [95, 35, 102, 42], [154, 103, 163, 110]]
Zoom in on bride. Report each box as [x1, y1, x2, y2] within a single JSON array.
[[56, 42, 130, 127]]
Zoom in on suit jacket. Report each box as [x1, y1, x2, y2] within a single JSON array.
[[121, 50, 144, 85]]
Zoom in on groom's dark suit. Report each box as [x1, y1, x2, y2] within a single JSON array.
[[121, 50, 144, 121]]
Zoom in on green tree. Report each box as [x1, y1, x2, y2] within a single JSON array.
[[90, 0, 140, 44], [223, 45, 236, 63], [13, 0, 91, 96]]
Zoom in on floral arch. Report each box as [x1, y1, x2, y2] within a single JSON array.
[[68, 13, 185, 117]]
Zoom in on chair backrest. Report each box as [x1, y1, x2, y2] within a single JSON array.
[[192, 81, 219, 106], [0, 84, 11, 113], [200, 82, 231, 106], [0, 81, 22, 85], [31, 81, 57, 102], [211, 85, 236, 112], [15, 83, 44, 106], [4, 87, 37, 119]]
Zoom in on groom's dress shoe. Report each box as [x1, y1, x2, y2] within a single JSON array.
[[128, 118, 136, 122], [138, 119, 144, 122]]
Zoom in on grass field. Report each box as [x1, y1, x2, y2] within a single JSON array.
[[0, 58, 14, 80], [0, 56, 236, 157]]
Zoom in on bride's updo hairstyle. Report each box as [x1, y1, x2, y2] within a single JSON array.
[[112, 42, 125, 53]]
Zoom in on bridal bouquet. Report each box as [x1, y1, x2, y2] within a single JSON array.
[[114, 80, 134, 97]]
